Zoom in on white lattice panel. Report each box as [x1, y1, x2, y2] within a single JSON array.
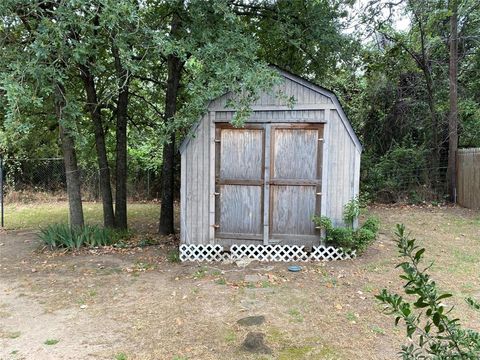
[[309, 246, 356, 261], [179, 244, 356, 262], [179, 244, 225, 262], [230, 245, 310, 262]]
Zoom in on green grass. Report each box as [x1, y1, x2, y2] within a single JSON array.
[[346, 311, 358, 322], [7, 331, 21, 339], [115, 353, 128, 360], [193, 267, 208, 280], [224, 329, 236, 343], [288, 308, 304, 323], [167, 249, 181, 263], [278, 346, 313, 360], [371, 325, 386, 335], [215, 277, 227, 285], [4, 202, 159, 230], [44, 339, 59, 345]]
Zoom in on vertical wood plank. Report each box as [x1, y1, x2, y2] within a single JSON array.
[[263, 124, 271, 245], [186, 128, 194, 243], [209, 112, 216, 243], [180, 150, 186, 243], [201, 116, 209, 243]]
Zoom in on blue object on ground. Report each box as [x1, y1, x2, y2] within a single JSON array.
[[288, 265, 302, 272]]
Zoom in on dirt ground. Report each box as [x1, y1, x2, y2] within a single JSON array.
[[1, 205, 480, 360]]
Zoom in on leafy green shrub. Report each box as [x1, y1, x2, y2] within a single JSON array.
[[39, 224, 117, 250], [312, 215, 379, 253], [353, 228, 375, 251], [343, 197, 360, 227], [361, 216, 380, 233], [376, 224, 480, 358]]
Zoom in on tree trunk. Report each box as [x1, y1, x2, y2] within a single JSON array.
[[447, 0, 458, 202], [423, 71, 440, 183], [112, 45, 129, 230], [80, 66, 116, 228], [55, 83, 84, 228], [159, 14, 183, 235]]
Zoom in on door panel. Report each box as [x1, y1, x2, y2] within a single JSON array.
[[216, 125, 264, 240], [219, 185, 262, 235], [220, 129, 263, 180], [273, 129, 318, 180], [269, 125, 323, 239], [271, 185, 316, 235]]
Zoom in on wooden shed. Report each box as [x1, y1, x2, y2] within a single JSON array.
[[179, 68, 362, 248]]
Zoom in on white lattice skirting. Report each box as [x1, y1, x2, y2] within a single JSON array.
[[179, 244, 356, 262]]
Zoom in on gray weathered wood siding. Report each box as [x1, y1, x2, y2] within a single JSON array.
[[210, 78, 332, 109], [180, 71, 361, 245], [180, 113, 211, 244], [323, 110, 361, 227], [457, 148, 480, 209]]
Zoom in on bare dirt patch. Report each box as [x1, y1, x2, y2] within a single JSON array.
[[1, 205, 479, 359]]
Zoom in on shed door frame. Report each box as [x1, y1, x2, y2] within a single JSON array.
[[214, 122, 324, 245]]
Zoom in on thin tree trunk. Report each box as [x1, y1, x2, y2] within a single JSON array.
[[55, 83, 84, 228], [159, 14, 183, 235], [80, 66, 116, 228], [447, 0, 458, 202], [423, 71, 440, 182], [112, 45, 129, 230]]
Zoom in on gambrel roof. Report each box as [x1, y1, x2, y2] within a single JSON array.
[[179, 66, 362, 154]]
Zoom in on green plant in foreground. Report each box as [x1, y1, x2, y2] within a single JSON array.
[[39, 224, 123, 250], [376, 224, 480, 359]]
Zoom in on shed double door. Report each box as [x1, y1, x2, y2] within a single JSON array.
[[215, 123, 323, 244]]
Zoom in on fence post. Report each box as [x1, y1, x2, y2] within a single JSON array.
[[0, 156, 4, 228]]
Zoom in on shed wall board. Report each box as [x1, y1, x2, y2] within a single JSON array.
[[181, 113, 211, 244], [214, 110, 326, 123], [209, 77, 332, 110], [323, 110, 359, 227]]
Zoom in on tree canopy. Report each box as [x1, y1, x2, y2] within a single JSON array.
[[1, 0, 479, 229]]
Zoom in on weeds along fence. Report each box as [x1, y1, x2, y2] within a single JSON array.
[[1, 158, 158, 203], [361, 165, 448, 203], [457, 148, 480, 209]]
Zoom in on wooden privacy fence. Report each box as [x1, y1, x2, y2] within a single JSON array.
[[457, 148, 480, 209]]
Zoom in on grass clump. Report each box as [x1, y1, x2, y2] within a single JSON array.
[[167, 249, 181, 263], [39, 224, 125, 250], [115, 353, 127, 360], [44, 339, 59, 345]]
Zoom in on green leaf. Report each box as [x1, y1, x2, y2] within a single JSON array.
[[414, 248, 425, 261]]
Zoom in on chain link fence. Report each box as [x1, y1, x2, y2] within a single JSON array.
[[1, 158, 158, 203]]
